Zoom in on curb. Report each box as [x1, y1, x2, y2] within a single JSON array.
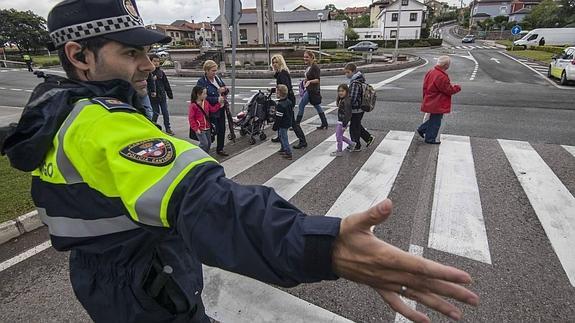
[[503, 51, 549, 67], [0, 210, 43, 245]]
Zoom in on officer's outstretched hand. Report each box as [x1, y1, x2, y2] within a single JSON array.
[[332, 199, 479, 323]]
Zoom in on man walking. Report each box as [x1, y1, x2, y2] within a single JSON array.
[[148, 54, 175, 135], [22, 53, 33, 72], [417, 56, 461, 144], [345, 63, 374, 152]]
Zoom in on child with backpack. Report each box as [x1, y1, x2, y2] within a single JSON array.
[[330, 84, 356, 157], [188, 85, 222, 153], [273, 84, 293, 160]]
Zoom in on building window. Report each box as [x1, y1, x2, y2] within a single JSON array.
[[170, 32, 174, 37], [308, 32, 320, 40], [278, 33, 284, 40], [176, 32, 180, 38], [240, 29, 248, 40], [410, 13, 418, 21], [365, 34, 372, 38], [402, 0, 409, 5], [390, 30, 398, 38], [392, 13, 398, 21], [500, 6, 507, 14], [288, 33, 304, 40]]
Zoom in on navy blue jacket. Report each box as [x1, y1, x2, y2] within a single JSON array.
[[196, 75, 226, 106]]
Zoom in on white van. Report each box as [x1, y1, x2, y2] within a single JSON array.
[[513, 28, 575, 47]]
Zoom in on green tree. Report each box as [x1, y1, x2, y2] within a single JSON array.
[[493, 15, 509, 28], [0, 9, 49, 53], [353, 14, 371, 28], [558, 0, 575, 25], [345, 27, 359, 41], [325, 4, 338, 12], [523, 0, 561, 28]]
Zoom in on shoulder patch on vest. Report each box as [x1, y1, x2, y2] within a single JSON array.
[[120, 138, 176, 166], [91, 97, 138, 112]]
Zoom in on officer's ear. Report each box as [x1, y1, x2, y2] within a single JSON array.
[[64, 42, 93, 79]]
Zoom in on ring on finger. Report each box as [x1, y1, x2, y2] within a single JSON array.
[[400, 285, 408, 296]]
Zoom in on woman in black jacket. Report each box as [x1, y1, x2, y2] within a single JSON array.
[[271, 54, 308, 149], [296, 50, 328, 130]]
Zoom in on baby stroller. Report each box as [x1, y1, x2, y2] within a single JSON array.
[[231, 89, 276, 145]]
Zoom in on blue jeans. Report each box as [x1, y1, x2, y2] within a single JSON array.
[[151, 96, 171, 131], [197, 130, 211, 153], [418, 113, 443, 143], [279, 128, 291, 155], [297, 91, 323, 118]]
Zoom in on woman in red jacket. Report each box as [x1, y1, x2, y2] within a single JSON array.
[[188, 86, 222, 152], [417, 56, 461, 144]]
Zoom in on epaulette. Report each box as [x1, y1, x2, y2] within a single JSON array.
[[91, 97, 138, 112]]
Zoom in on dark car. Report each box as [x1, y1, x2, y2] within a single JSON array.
[[347, 41, 379, 52], [462, 35, 475, 43]]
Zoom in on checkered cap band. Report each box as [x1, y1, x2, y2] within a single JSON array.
[[49, 15, 143, 47]]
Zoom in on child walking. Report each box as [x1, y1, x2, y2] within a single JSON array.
[[273, 84, 293, 160], [331, 84, 356, 157], [188, 85, 222, 153]]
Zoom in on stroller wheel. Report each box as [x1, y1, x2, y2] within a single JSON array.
[[249, 137, 256, 145], [259, 133, 267, 141], [240, 129, 247, 136]]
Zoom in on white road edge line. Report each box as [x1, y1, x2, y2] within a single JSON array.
[[428, 135, 492, 264], [499, 51, 575, 90], [468, 51, 479, 81], [0, 105, 24, 110], [395, 244, 425, 323], [0, 241, 52, 273], [499, 139, 575, 287], [562, 145, 575, 158]]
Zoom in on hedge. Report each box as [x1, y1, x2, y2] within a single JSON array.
[[344, 38, 442, 48], [529, 46, 567, 55]]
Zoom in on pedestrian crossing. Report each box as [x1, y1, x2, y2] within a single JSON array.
[[445, 45, 500, 50], [202, 123, 575, 322], [514, 57, 549, 75]]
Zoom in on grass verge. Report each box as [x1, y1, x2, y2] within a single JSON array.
[[507, 50, 554, 64], [0, 156, 34, 223], [32, 55, 61, 67], [496, 40, 514, 47]]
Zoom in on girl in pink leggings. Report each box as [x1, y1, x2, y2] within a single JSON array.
[[330, 84, 356, 157]]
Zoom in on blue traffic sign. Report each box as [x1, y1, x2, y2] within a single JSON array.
[[511, 25, 522, 35]]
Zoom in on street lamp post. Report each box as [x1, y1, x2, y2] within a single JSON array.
[[318, 12, 324, 62]]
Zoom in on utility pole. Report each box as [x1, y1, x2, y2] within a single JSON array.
[[393, 0, 403, 62], [318, 12, 324, 62], [219, 0, 231, 48]]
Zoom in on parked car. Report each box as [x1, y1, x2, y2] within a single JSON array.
[[347, 41, 378, 52], [462, 35, 475, 43], [548, 46, 575, 85], [156, 50, 170, 59]]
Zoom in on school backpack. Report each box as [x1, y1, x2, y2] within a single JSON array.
[[355, 81, 377, 112]]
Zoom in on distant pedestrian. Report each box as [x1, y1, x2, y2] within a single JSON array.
[[147, 54, 174, 135], [330, 84, 356, 157], [297, 50, 328, 130], [271, 54, 308, 149], [188, 85, 222, 153], [197, 60, 229, 156], [344, 63, 374, 152], [22, 54, 33, 72], [273, 84, 293, 160], [417, 56, 461, 144]]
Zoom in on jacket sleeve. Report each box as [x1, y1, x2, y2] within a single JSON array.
[[343, 98, 353, 127], [188, 104, 199, 133], [349, 82, 362, 108], [147, 73, 156, 94], [171, 163, 342, 286], [205, 99, 221, 113], [163, 72, 173, 99], [434, 74, 461, 96]]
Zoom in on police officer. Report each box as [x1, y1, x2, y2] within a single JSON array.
[[1, 1, 479, 322], [22, 53, 33, 72]]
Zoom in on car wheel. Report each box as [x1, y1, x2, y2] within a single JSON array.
[[560, 71, 568, 85], [547, 66, 552, 78]]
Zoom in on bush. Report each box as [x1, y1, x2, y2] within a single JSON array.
[[530, 45, 566, 55], [320, 41, 338, 49], [32, 55, 60, 67], [344, 38, 442, 48]]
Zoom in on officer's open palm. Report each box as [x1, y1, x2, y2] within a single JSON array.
[[332, 199, 479, 323]]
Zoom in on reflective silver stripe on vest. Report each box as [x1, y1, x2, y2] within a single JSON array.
[[135, 148, 211, 227], [57, 100, 92, 184], [38, 208, 139, 238]]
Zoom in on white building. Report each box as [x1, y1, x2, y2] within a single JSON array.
[[377, 0, 427, 40], [277, 19, 347, 43], [354, 28, 384, 40]]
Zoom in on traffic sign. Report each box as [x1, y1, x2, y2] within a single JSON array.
[[511, 25, 522, 35], [224, 0, 242, 26]]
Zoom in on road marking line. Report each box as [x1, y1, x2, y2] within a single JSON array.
[[202, 265, 352, 323], [0, 105, 24, 110], [0, 241, 52, 273], [374, 60, 429, 90], [499, 51, 575, 90], [395, 244, 424, 322], [10, 88, 23, 91], [428, 135, 492, 264], [466, 51, 479, 81], [562, 145, 575, 157], [264, 133, 343, 200], [499, 140, 575, 287], [327, 131, 413, 218]]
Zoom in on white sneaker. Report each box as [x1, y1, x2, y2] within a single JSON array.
[[347, 142, 357, 151], [330, 151, 343, 157]]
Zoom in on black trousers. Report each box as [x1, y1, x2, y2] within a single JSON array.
[[210, 108, 226, 152], [291, 110, 306, 143], [350, 112, 372, 149], [25, 62, 33, 72]]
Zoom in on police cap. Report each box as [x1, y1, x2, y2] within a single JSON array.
[[47, 0, 171, 50]]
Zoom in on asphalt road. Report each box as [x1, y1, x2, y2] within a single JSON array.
[[1, 35, 574, 322]]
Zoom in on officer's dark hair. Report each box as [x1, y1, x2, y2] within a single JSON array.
[[191, 86, 206, 103], [344, 63, 357, 72], [149, 54, 160, 60], [58, 37, 113, 80]]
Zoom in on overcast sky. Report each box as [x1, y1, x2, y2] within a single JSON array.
[[0, 0, 467, 25]]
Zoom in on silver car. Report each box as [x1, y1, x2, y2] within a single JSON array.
[[348, 41, 379, 52]]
